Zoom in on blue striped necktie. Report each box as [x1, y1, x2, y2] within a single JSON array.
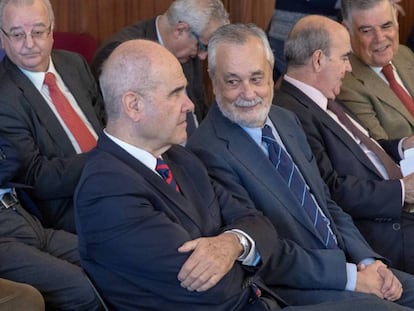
[[262, 125, 338, 249], [155, 158, 180, 192]]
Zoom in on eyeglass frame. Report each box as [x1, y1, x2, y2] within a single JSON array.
[[0, 24, 52, 43], [190, 30, 208, 53]]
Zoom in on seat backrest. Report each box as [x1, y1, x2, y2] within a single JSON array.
[[53, 32, 98, 63]]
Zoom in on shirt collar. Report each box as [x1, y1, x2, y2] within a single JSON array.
[[104, 130, 157, 171], [19, 57, 58, 91], [284, 74, 329, 111]]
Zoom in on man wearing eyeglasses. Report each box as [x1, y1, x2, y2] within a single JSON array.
[[0, 0, 105, 233], [91, 0, 230, 134]]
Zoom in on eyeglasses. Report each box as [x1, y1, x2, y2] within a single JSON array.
[[190, 30, 208, 52], [1, 25, 52, 43]]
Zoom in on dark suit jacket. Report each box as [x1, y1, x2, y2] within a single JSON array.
[[187, 104, 382, 292], [91, 17, 208, 123], [0, 50, 105, 232], [75, 134, 280, 310], [338, 45, 414, 140], [275, 80, 414, 272]]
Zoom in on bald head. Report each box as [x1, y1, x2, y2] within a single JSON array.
[[100, 39, 181, 121], [99, 39, 192, 155]]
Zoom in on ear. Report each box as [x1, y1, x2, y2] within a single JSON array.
[[173, 21, 190, 39], [122, 91, 144, 122], [311, 49, 325, 73]]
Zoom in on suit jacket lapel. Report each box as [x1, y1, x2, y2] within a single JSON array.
[[393, 48, 414, 97], [211, 105, 321, 237], [281, 81, 384, 179], [98, 134, 203, 231], [3, 56, 75, 154], [350, 53, 414, 125]]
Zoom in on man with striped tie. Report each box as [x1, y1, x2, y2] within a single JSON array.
[[73, 38, 401, 311], [187, 23, 414, 309]]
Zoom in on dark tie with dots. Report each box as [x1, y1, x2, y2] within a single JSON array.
[[262, 125, 338, 249], [155, 158, 180, 192]]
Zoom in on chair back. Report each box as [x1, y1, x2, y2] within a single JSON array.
[[53, 32, 98, 63]]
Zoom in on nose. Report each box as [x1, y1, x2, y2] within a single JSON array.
[[373, 27, 386, 42], [345, 60, 352, 72], [183, 94, 195, 113], [241, 82, 256, 100], [24, 34, 35, 48]]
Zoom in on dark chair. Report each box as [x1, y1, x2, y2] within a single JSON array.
[[53, 32, 98, 64]]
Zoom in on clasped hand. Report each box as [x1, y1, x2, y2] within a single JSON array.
[[356, 260, 403, 301], [177, 233, 242, 292]]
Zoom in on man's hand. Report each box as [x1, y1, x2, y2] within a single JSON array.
[[403, 173, 414, 203], [356, 260, 387, 298], [177, 233, 242, 292], [378, 266, 403, 301], [356, 261, 403, 301]]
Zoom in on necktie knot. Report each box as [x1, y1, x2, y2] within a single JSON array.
[[155, 158, 180, 192], [262, 124, 276, 144], [381, 63, 395, 82], [44, 72, 57, 88]]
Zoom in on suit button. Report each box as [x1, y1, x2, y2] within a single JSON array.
[[392, 223, 401, 231]]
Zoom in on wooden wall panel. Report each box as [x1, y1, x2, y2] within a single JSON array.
[[50, 0, 275, 45], [399, 0, 414, 45]]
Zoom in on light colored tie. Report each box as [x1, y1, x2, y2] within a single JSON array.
[[44, 72, 96, 152], [382, 64, 414, 117]]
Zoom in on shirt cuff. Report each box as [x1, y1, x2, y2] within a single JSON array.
[[227, 229, 261, 266], [346, 258, 376, 291]]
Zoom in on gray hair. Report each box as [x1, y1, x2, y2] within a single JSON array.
[[0, 0, 55, 28], [208, 23, 274, 79], [341, 0, 396, 27], [99, 40, 158, 120], [285, 24, 331, 68], [166, 0, 229, 37]]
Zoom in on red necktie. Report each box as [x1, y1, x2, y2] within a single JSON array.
[[328, 99, 402, 179], [382, 64, 414, 117], [44, 72, 97, 152]]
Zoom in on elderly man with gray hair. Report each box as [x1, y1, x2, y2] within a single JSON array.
[[337, 0, 414, 140], [92, 0, 230, 134]]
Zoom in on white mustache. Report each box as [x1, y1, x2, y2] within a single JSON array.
[[233, 97, 262, 108]]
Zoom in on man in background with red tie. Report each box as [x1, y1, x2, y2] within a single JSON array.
[[0, 0, 105, 233], [337, 0, 414, 140], [275, 14, 414, 274]]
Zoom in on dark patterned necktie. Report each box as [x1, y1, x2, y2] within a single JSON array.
[[327, 99, 402, 179], [155, 158, 180, 192], [262, 125, 338, 249]]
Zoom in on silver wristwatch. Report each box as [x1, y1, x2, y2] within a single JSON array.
[[232, 231, 251, 261]]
